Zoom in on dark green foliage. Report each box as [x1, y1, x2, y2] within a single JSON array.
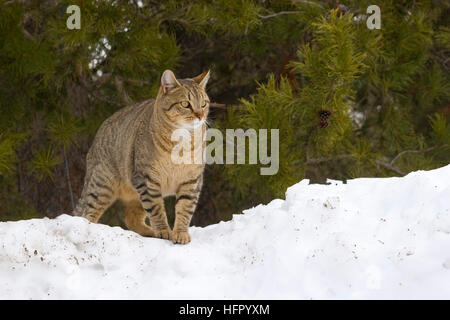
[[221, 75, 300, 201], [0, 0, 448, 225], [0, 132, 26, 175]]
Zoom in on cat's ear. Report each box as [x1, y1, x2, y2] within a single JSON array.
[[193, 70, 210, 89], [161, 70, 180, 94]]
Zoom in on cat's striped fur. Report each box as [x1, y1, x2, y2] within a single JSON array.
[[73, 70, 210, 244]]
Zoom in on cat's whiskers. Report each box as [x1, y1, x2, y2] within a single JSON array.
[[177, 118, 205, 131]]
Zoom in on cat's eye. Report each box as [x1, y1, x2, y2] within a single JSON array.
[[202, 101, 210, 108], [180, 101, 191, 108]]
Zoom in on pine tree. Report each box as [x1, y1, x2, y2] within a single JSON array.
[[219, 2, 449, 213]]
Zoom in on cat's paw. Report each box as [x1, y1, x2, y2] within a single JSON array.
[[172, 231, 191, 244], [153, 228, 172, 240]]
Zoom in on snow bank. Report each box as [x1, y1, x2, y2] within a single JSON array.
[[1, 165, 449, 299]]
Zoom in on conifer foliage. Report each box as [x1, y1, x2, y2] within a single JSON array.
[[0, 0, 448, 225]]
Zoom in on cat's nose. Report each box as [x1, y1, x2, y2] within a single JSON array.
[[195, 111, 204, 120]]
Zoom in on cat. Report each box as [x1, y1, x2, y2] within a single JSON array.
[[73, 70, 210, 244]]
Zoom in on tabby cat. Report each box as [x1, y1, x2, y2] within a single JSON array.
[[73, 70, 210, 244]]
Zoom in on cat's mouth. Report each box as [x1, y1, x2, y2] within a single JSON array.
[[178, 118, 205, 130]]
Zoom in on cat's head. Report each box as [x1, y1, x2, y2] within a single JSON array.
[[157, 70, 210, 129]]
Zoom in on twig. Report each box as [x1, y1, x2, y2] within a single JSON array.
[[210, 102, 226, 109], [374, 160, 405, 176], [114, 76, 134, 105], [303, 154, 405, 176], [79, 76, 123, 106], [258, 11, 303, 20], [301, 144, 447, 176], [291, 0, 323, 7], [63, 144, 75, 211], [120, 77, 152, 86], [88, 90, 123, 106], [3, 0, 17, 5], [93, 72, 112, 88], [390, 144, 448, 165], [305, 155, 409, 176], [430, 50, 450, 71], [258, 0, 322, 19], [305, 154, 353, 164]]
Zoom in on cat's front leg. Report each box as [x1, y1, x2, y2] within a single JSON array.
[[173, 174, 203, 244], [134, 174, 172, 240]]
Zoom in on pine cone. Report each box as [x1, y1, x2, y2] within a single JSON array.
[[318, 110, 332, 128]]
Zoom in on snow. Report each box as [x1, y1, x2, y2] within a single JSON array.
[[1, 165, 449, 299]]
